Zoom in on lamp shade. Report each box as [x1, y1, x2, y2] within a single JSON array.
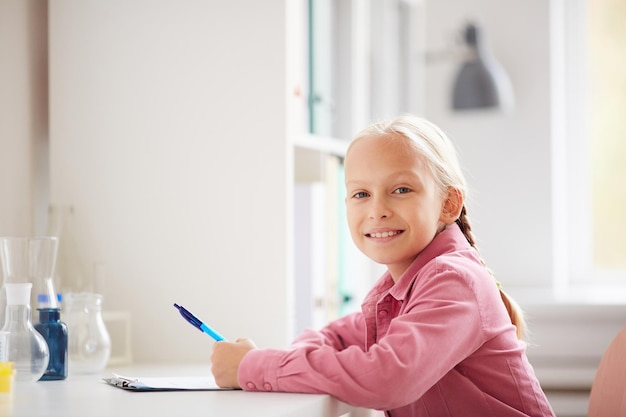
[[452, 23, 514, 111]]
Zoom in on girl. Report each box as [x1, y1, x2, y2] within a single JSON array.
[[211, 115, 555, 417]]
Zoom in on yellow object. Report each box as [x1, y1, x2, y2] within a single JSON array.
[[0, 363, 15, 394]]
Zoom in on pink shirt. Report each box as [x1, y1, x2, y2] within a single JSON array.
[[238, 224, 555, 417]]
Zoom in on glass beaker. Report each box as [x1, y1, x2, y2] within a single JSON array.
[[0, 236, 60, 308], [47, 205, 90, 296], [64, 292, 111, 374]]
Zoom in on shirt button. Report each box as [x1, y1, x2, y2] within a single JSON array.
[[263, 382, 273, 391], [378, 310, 388, 317], [246, 382, 256, 390]]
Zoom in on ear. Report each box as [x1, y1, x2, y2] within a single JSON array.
[[440, 187, 464, 224]]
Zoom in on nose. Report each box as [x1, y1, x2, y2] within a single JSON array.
[[369, 195, 390, 219]]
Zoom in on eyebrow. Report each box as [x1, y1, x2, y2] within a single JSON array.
[[345, 170, 424, 187]]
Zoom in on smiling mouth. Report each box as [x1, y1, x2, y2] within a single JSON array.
[[366, 230, 403, 239]]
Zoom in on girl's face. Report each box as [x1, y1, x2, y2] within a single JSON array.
[[344, 134, 448, 281]]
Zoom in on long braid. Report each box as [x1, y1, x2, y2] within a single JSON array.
[[456, 206, 526, 340], [455, 206, 476, 246]]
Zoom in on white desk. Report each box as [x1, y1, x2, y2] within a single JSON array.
[[4, 364, 354, 417]]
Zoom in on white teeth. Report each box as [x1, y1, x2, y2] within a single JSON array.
[[370, 231, 398, 238]]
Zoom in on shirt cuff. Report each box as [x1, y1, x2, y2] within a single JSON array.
[[237, 348, 284, 392]]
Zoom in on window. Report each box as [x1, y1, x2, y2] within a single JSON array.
[[589, 0, 626, 276], [555, 0, 626, 290]]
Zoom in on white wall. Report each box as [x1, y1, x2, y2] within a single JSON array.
[[48, 0, 293, 363]]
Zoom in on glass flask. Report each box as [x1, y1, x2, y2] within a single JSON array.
[[1, 283, 49, 382], [0, 236, 68, 381], [64, 292, 111, 374]]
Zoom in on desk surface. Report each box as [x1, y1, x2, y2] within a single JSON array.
[[5, 364, 353, 417]]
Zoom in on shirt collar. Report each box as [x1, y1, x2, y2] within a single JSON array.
[[388, 222, 471, 301]]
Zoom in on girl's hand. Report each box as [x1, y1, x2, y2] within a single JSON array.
[[210, 338, 257, 388]]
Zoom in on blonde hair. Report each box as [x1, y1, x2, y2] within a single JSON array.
[[350, 114, 526, 340]]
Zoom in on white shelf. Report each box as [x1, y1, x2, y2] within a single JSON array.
[[293, 133, 350, 157]]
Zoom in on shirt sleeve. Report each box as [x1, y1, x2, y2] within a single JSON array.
[[289, 311, 367, 351], [238, 263, 496, 410]]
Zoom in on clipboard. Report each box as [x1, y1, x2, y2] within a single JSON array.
[[103, 372, 236, 391]]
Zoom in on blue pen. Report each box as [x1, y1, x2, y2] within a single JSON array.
[[173, 303, 226, 341]]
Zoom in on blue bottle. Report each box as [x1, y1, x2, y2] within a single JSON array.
[[34, 304, 68, 380]]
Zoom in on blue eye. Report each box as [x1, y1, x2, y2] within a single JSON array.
[[394, 187, 411, 194], [354, 191, 369, 199]]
